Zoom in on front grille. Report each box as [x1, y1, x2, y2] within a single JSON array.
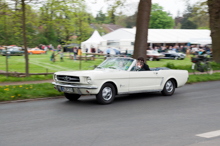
[[57, 75, 80, 82]]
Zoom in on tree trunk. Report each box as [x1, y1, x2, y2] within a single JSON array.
[[208, 0, 220, 63], [21, 0, 29, 76], [133, 0, 151, 62], [4, 2, 8, 78]]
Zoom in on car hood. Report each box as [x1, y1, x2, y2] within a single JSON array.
[[55, 69, 125, 77]]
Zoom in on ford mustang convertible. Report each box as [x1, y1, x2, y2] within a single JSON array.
[[52, 57, 188, 104]]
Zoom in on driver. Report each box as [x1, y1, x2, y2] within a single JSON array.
[[136, 61, 146, 71], [137, 57, 150, 71]]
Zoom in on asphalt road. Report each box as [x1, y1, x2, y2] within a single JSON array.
[[1, 81, 220, 146]]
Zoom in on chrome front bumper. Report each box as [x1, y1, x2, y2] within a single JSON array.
[[52, 82, 98, 89], [52, 82, 98, 95]]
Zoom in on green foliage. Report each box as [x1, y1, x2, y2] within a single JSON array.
[[187, 73, 220, 84], [165, 61, 220, 73], [181, 20, 198, 29], [178, 3, 209, 29], [149, 3, 175, 29], [0, 0, 93, 47], [0, 75, 53, 83], [0, 83, 63, 101], [115, 3, 175, 29]]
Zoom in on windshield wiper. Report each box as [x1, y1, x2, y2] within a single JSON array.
[[108, 67, 117, 69], [96, 66, 103, 69]]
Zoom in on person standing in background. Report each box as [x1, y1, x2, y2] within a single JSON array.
[[73, 47, 77, 61], [78, 47, 82, 56], [44, 45, 48, 54], [60, 51, 64, 62]]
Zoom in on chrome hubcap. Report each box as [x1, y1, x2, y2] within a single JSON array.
[[166, 81, 173, 93], [102, 87, 112, 100]]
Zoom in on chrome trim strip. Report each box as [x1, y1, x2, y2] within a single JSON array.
[[160, 77, 164, 86], [118, 89, 162, 95], [52, 82, 98, 89]]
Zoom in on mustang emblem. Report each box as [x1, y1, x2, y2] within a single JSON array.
[[64, 76, 69, 81]]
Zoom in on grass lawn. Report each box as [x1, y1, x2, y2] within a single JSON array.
[[0, 51, 104, 73], [1, 73, 220, 102], [0, 52, 220, 83], [0, 74, 53, 83], [0, 51, 194, 73]]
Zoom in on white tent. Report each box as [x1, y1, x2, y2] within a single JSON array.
[[100, 28, 211, 52], [81, 30, 105, 53], [102, 28, 211, 43], [189, 37, 212, 44]]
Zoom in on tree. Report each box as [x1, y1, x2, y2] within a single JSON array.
[[95, 9, 107, 24], [133, 0, 151, 61], [106, 0, 126, 24], [180, 4, 198, 29], [189, 1, 209, 29], [149, 3, 174, 29], [208, 0, 220, 63], [21, 0, 29, 76], [117, 3, 174, 29]]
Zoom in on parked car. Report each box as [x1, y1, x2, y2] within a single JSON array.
[[1, 47, 24, 56], [163, 50, 186, 60], [147, 50, 164, 61], [28, 48, 45, 54], [52, 57, 188, 104]]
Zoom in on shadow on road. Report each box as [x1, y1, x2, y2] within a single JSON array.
[[60, 92, 168, 106]]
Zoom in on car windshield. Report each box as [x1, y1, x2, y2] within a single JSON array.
[[97, 58, 134, 71]]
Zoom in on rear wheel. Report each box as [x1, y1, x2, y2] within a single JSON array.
[[29, 52, 32, 55], [64, 93, 81, 101], [161, 79, 175, 96], [96, 83, 116, 104]]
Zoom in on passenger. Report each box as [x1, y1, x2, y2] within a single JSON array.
[[136, 61, 146, 71], [137, 57, 150, 71]]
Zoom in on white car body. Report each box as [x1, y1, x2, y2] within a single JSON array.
[[52, 58, 188, 100]]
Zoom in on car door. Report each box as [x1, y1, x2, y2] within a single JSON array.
[[129, 71, 162, 93]]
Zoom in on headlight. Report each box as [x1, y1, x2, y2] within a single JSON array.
[[87, 77, 92, 84], [53, 74, 57, 81]]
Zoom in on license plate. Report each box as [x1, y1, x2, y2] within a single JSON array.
[[192, 63, 195, 69], [61, 87, 73, 92]]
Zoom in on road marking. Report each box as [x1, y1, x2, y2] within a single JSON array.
[[196, 130, 220, 138]]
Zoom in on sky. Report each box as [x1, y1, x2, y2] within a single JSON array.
[[85, 0, 203, 18]]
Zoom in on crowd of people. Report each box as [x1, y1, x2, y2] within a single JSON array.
[[148, 44, 212, 56]]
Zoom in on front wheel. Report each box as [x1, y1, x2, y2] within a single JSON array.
[[64, 93, 81, 101], [161, 79, 175, 96], [96, 83, 116, 104]]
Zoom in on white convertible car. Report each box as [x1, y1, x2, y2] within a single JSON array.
[[52, 57, 188, 104]]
